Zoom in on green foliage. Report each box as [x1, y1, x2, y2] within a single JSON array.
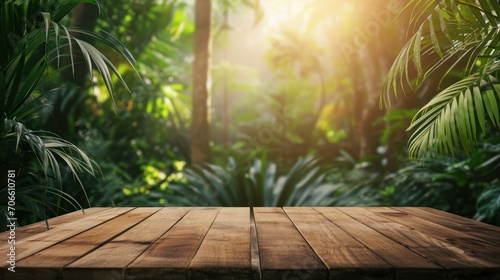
[[1, 0, 497, 229], [476, 183, 500, 225], [165, 156, 338, 207], [385, 140, 500, 224], [1, 118, 98, 195], [383, 0, 500, 158], [65, 0, 194, 210], [327, 167, 386, 207], [318, 150, 387, 207], [0, 0, 137, 225], [15, 0, 196, 216], [83, 158, 185, 207], [87, 0, 192, 155], [387, 158, 479, 214], [379, 109, 418, 145]]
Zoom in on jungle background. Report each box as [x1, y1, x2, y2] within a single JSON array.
[[1, 0, 500, 229]]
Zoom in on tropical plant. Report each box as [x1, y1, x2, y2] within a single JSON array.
[[476, 182, 500, 225], [165, 155, 338, 206], [385, 139, 500, 225], [383, 0, 500, 158], [0, 0, 137, 225], [324, 150, 387, 206]]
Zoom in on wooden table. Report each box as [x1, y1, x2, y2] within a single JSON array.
[[1, 207, 500, 280]]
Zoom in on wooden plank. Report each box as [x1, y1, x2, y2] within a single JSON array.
[[0, 208, 108, 241], [254, 207, 327, 280], [365, 207, 500, 279], [126, 207, 220, 280], [369, 208, 500, 261], [395, 207, 500, 246], [315, 207, 445, 280], [63, 207, 190, 280], [188, 207, 251, 280], [0, 207, 134, 269], [341, 207, 500, 277], [6, 208, 159, 280], [2, 206, 499, 280], [284, 207, 392, 280]]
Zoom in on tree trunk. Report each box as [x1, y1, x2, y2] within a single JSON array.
[[191, 0, 212, 164]]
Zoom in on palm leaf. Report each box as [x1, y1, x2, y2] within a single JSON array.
[[382, 0, 500, 158], [407, 63, 500, 158], [1, 0, 138, 222]]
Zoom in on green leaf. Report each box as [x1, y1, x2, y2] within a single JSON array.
[[485, 88, 499, 126], [384, 0, 500, 158], [428, 16, 443, 58], [61, 25, 75, 75], [413, 28, 423, 80], [473, 85, 486, 133]]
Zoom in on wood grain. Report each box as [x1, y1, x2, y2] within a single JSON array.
[[6, 208, 159, 280], [254, 207, 327, 280], [364, 207, 500, 279], [315, 207, 445, 280], [395, 207, 500, 246], [126, 207, 220, 280], [189, 207, 251, 280], [341, 207, 498, 266], [368, 208, 500, 262], [284, 207, 392, 280], [63, 207, 190, 280], [1, 207, 134, 268], [1, 207, 499, 280], [0, 208, 107, 241]]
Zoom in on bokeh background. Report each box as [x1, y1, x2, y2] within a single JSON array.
[[1, 0, 499, 229]]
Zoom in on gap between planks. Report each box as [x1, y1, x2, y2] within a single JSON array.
[[250, 207, 262, 280], [253, 207, 328, 280]]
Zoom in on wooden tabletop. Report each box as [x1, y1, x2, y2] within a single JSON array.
[[1, 207, 500, 280]]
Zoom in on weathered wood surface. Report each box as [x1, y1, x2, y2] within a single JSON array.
[[1, 207, 500, 280]]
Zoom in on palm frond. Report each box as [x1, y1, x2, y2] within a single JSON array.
[[3, 118, 99, 199], [1, 2, 139, 118], [1, 0, 138, 224], [407, 68, 500, 158], [382, 0, 500, 158]]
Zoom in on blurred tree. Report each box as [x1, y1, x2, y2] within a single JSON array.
[[328, 0, 408, 161], [263, 0, 411, 167], [191, 0, 212, 164], [266, 30, 326, 149], [190, 0, 262, 164]]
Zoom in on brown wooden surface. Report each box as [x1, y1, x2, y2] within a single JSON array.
[[189, 207, 251, 280], [0, 208, 108, 241], [254, 207, 327, 280], [127, 207, 220, 280], [284, 207, 392, 280], [64, 207, 190, 280], [396, 207, 500, 246], [1, 207, 500, 280]]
